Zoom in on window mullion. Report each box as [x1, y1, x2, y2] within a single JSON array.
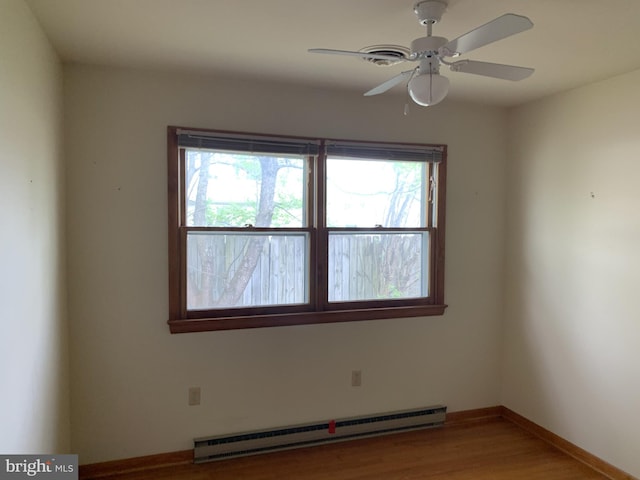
[[315, 143, 328, 310]]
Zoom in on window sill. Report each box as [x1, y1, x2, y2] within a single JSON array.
[[168, 304, 448, 333]]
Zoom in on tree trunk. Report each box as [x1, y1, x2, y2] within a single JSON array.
[[216, 157, 280, 307], [192, 152, 213, 307]]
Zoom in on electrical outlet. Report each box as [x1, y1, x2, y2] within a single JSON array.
[[188, 387, 201, 406], [351, 370, 362, 387]]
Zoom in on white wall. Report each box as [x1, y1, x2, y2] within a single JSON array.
[[64, 65, 508, 464], [0, 0, 69, 453], [503, 68, 640, 478]]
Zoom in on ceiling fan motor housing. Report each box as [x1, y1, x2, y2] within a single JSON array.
[[414, 0, 448, 25], [410, 35, 447, 58]]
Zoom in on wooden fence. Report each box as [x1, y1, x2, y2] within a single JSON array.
[[186, 232, 427, 309]]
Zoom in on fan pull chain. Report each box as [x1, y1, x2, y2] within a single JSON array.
[[404, 86, 411, 116]]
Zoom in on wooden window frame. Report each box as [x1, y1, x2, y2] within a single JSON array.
[[167, 126, 447, 333]]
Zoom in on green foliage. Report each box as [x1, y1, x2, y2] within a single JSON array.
[[206, 200, 256, 226], [203, 156, 303, 227], [271, 191, 303, 227], [231, 154, 262, 181]]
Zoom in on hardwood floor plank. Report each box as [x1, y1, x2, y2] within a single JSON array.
[[83, 418, 613, 480], [501, 407, 635, 480]]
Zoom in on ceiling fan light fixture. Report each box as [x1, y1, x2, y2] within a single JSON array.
[[408, 72, 449, 106]]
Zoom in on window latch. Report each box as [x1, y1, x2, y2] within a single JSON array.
[[244, 223, 254, 228]]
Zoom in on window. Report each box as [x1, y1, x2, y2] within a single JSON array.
[[168, 127, 447, 332]]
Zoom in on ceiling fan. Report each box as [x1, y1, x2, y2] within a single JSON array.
[[308, 0, 534, 107]]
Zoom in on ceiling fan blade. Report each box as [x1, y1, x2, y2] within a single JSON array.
[[364, 70, 415, 96], [449, 60, 534, 81], [439, 14, 533, 57], [308, 48, 407, 62]]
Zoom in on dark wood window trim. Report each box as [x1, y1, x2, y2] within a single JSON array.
[[167, 126, 447, 333]]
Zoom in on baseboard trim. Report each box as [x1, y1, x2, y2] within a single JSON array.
[[79, 449, 192, 479], [78, 407, 637, 480], [445, 405, 503, 425], [500, 406, 637, 480]]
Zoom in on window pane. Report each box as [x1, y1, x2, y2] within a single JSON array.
[[185, 149, 306, 227], [187, 232, 308, 310], [326, 158, 426, 228], [328, 232, 429, 302]]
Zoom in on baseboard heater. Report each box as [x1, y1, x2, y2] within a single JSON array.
[[193, 405, 446, 463]]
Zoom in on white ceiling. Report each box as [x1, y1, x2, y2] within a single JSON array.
[[25, 0, 640, 107]]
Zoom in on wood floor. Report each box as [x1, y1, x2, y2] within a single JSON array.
[[86, 417, 612, 480]]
